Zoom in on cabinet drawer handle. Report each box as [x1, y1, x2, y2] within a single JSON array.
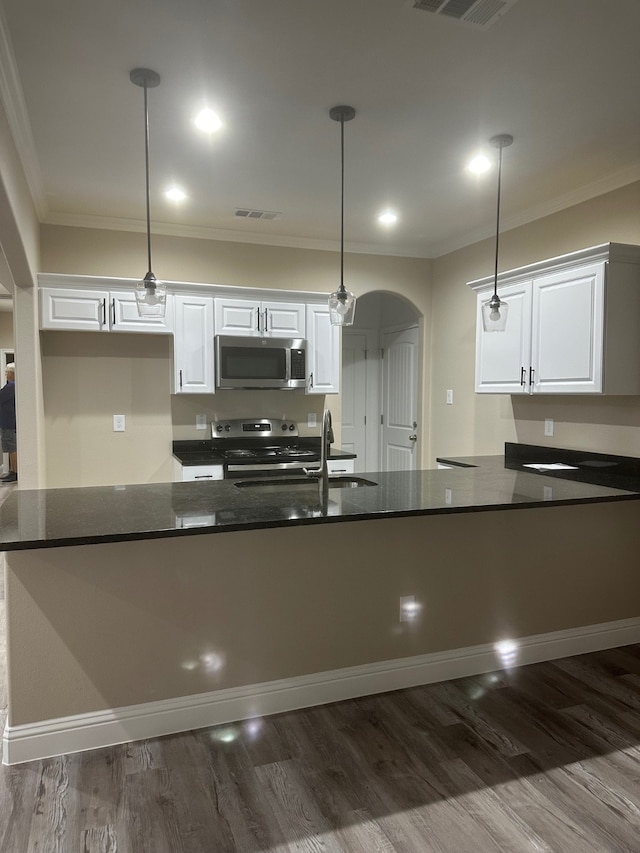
[[520, 366, 526, 386], [194, 475, 213, 479]]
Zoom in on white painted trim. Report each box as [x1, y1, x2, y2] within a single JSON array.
[[5, 616, 640, 765], [0, 5, 47, 219]]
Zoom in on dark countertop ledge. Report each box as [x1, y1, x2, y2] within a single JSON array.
[[1, 443, 640, 552]]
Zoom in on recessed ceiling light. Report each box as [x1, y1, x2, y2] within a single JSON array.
[[194, 108, 222, 133], [467, 153, 492, 174], [378, 209, 398, 226], [165, 186, 187, 203]]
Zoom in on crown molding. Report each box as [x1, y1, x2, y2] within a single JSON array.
[[42, 211, 432, 259], [430, 162, 640, 258], [0, 4, 46, 220]]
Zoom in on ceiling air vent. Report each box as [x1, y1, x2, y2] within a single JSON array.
[[234, 208, 281, 221], [411, 0, 519, 29]]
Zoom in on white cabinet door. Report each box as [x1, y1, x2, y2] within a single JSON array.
[[327, 459, 355, 475], [306, 303, 340, 394], [261, 301, 305, 337], [214, 298, 260, 335], [475, 281, 532, 393], [214, 297, 305, 337], [531, 263, 604, 394], [40, 287, 173, 334], [173, 295, 214, 394], [111, 291, 174, 334], [179, 464, 224, 481], [40, 287, 110, 331]]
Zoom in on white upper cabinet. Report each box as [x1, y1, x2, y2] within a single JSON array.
[[470, 243, 640, 395], [306, 302, 340, 394], [173, 294, 214, 394], [214, 297, 305, 338], [39, 285, 173, 334]]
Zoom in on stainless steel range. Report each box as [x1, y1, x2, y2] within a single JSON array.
[[211, 418, 321, 479]]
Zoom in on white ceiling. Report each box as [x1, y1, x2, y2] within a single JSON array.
[[2, 0, 640, 261]]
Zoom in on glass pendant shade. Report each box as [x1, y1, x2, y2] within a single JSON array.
[[135, 272, 167, 317], [328, 287, 357, 326], [481, 292, 509, 332]]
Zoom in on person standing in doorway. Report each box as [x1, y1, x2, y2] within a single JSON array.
[[0, 362, 17, 483]]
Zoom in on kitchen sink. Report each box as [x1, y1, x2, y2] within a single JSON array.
[[234, 476, 377, 489]]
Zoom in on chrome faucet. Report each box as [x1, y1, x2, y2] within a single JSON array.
[[304, 408, 332, 494]]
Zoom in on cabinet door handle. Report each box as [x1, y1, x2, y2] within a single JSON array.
[[529, 366, 535, 386], [520, 366, 526, 387], [101, 298, 106, 328], [111, 298, 116, 327], [309, 372, 314, 389], [179, 369, 183, 389], [256, 307, 261, 333], [264, 308, 268, 332]]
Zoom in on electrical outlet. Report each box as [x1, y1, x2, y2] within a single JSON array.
[[544, 418, 554, 436], [308, 413, 317, 427], [113, 414, 125, 432], [544, 486, 553, 501], [445, 488, 453, 505], [446, 389, 454, 405], [196, 414, 207, 430]]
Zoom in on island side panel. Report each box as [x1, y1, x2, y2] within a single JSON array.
[[6, 499, 640, 727]]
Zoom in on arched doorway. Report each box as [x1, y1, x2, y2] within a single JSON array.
[[342, 292, 421, 473]]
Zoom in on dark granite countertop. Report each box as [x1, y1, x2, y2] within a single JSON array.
[[1, 443, 639, 551]]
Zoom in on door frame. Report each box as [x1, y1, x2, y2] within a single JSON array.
[[379, 322, 422, 471]]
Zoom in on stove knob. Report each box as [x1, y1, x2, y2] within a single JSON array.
[[281, 423, 288, 431], [215, 424, 223, 433], [224, 423, 231, 432], [289, 424, 295, 431]]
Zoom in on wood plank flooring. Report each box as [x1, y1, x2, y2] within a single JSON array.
[[1, 538, 640, 850]]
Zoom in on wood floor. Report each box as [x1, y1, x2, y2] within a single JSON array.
[[1, 531, 640, 850]]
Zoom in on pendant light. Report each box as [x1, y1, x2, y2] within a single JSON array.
[[328, 105, 357, 326], [481, 133, 514, 332], [130, 68, 167, 318]]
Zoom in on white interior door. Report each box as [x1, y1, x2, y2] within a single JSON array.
[[381, 326, 419, 471], [341, 332, 367, 471]]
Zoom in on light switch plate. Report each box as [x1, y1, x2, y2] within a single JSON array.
[[544, 418, 554, 436], [308, 413, 317, 427], [196, 414, 207, 430], [446, 389, 454, 405], [113, 414, 125, 432]]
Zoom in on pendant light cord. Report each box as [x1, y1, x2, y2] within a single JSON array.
[[339, 115, 345, 296], [493, 140, 503, 300], [143, 82, 153, 278]]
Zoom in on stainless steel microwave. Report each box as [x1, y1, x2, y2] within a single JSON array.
[[215, 335, 307, 390]]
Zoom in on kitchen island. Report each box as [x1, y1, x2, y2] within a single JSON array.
[[4, 446, 640, 763]]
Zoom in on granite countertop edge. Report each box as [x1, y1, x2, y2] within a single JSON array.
[[2, 445, 640, 552]]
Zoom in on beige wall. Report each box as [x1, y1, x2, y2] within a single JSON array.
[[429, 181, 640, 461], [7, 499, 640, 724], [40, 225, 431, 487]]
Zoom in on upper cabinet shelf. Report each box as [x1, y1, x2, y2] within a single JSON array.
[[468, 243, 640, 395]]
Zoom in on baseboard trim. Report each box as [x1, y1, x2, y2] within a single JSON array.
[[5, 615, 640, 765]]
